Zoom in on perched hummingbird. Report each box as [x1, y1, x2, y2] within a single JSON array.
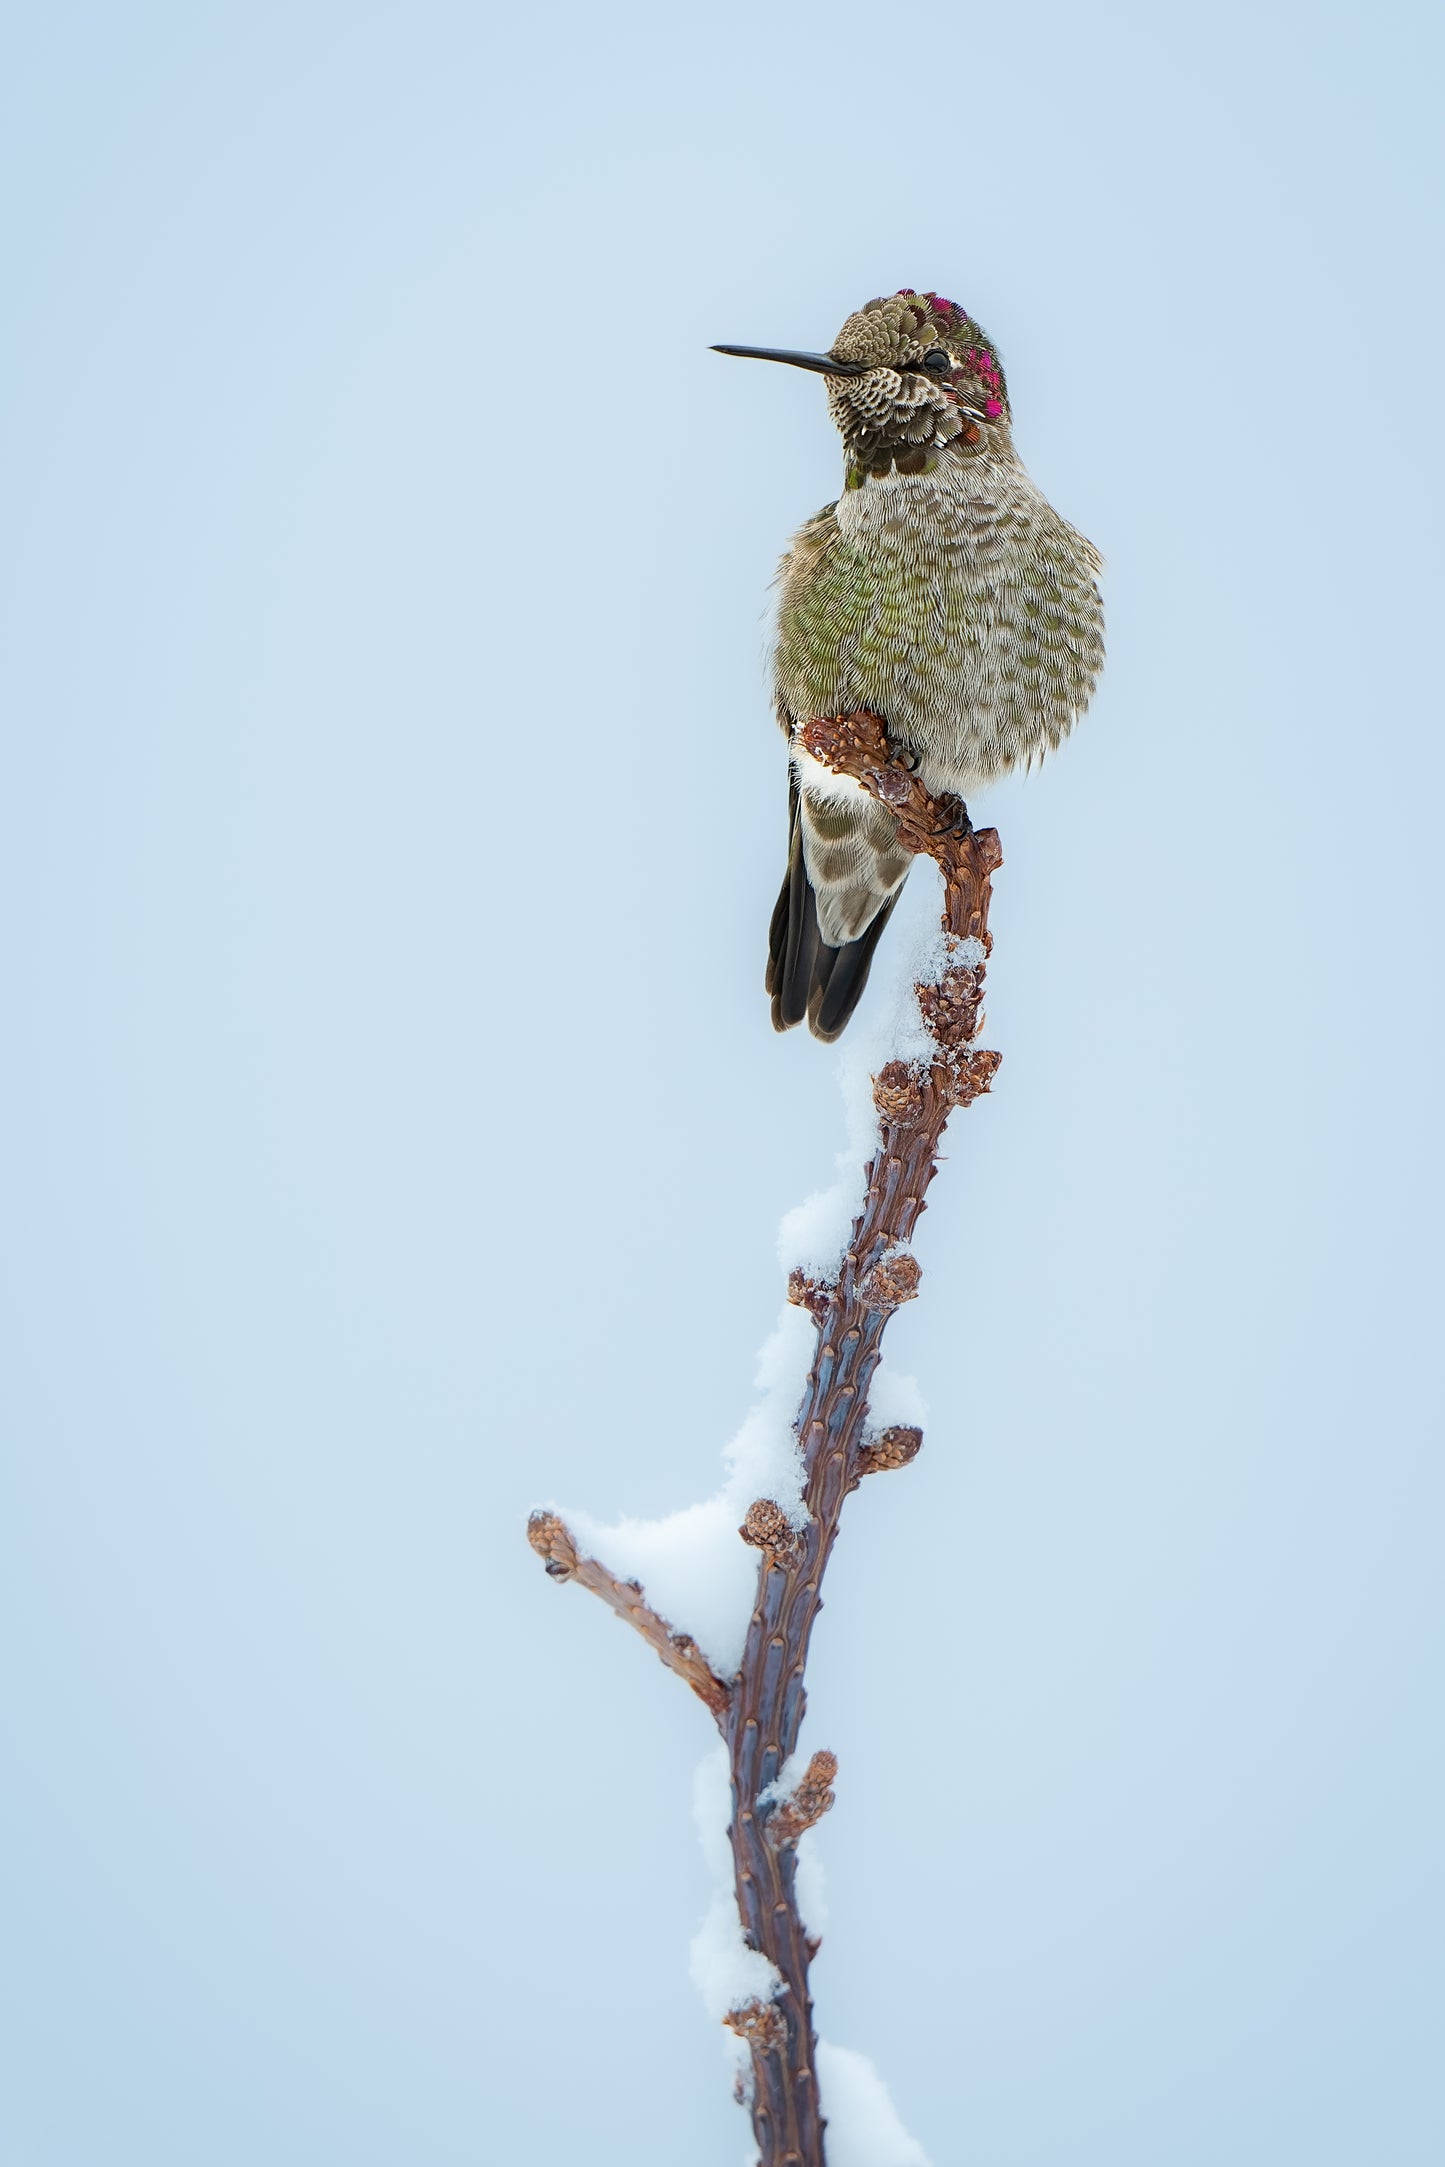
[[716, 290, 1105, 1039]]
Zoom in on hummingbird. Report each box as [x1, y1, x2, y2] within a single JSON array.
[[716, 290, 1105, 1040]]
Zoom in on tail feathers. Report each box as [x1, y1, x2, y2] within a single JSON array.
[[807, 896, 900, 1040], [766, 781, 904, 1041], [766, 786, 821, 1031]]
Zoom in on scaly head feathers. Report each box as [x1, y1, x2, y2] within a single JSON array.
[[827, 291, 1008, 477]]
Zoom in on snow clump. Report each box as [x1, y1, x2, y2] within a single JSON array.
[[815, 2041, 933, 2167], [561, 1300, 815, 1677]]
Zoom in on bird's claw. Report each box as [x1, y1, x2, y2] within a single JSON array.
[[931, 793, 973, 839]]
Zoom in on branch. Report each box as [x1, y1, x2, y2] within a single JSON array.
[[527, 1510, 732, 1723], [527, 713, 1004, 2165], [723, 716, 1002, 2166]]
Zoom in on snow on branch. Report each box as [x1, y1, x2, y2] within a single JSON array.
[[528, 713, 1003, 2167], [526, 1509, 732, 1722]]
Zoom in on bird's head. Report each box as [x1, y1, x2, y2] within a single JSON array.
[[715, 290, 1009, 480]]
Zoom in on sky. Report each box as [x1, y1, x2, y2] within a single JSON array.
[[3, 2, 1443, 2162]]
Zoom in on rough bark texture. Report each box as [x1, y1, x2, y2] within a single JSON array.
[[529, 713, 1002, 2166]]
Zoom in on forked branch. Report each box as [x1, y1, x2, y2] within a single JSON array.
[[529, 713, 1003, 2167]]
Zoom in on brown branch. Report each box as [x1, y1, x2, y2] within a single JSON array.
[[526, 1510, 732, 1722], [527, 713, 1002, 2165], [723, 715, 1001, 2167]]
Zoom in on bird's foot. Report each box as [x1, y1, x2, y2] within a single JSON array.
[[931, 793, 973, 839]]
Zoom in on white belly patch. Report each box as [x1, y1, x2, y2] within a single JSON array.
[[790, 745, 869, 806]]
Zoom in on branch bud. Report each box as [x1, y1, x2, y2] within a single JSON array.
[[765, 1749, 838, 1848], [786, 1267, 833, 1321], [857, 1425, 923, 1476], [740, 1497, 803, 1560], [723, 1997, 788, 2051], [872, 1060, 926, 1123], [940, 1045, 1003, 1108], [859, 1246, 921, 1311], [527, 1510, 578, 1581], [916, 962, 983, 1050], [798, 709, 891, 780], [864, 763, 910, 805]]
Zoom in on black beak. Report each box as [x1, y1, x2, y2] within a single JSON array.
[[711, 344, 866, 377]]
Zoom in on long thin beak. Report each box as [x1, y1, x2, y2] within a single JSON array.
[[711, 344, 866, 377]]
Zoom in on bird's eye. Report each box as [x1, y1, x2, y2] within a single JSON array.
[[921, 349, 950, 372]]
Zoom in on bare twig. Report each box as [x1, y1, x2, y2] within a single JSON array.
[[526, 1510, 732, 1721], [529, 713, 1003, 2165]]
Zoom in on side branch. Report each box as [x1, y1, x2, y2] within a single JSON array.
[[527, 1510, 732, 1723], [526, 713, 1004, 2167]]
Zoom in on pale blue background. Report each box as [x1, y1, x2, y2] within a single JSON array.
[[3, 3, 1442, 2162]]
